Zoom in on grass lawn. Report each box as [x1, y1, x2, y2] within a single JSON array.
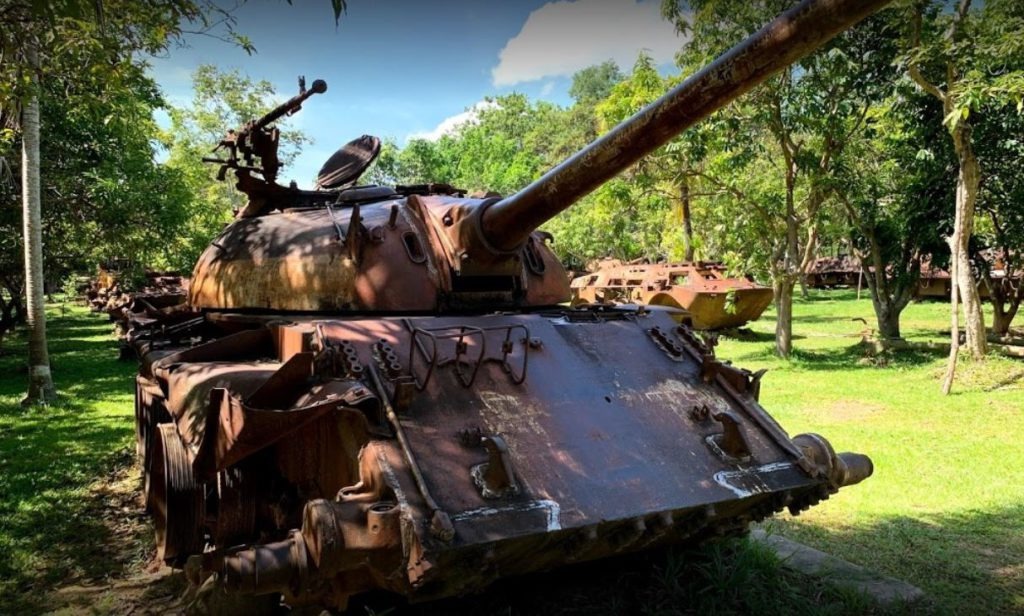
[[0, 293, 1019, 614], [0, 303, 150, 613], [716, 289, 1024, 615]]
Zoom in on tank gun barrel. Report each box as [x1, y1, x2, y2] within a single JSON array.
[[250, 78, 327, 132], [479, 0, 890, 251]]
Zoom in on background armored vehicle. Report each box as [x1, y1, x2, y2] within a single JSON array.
[[571, 261, 773, 329], [129, 0, 886, 610], [806, 255, 862, 289]]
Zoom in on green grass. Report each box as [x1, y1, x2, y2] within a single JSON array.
[[0, 302, 147, 613], [715, 289, 1024, 615], [0, 295, 1020, 614]]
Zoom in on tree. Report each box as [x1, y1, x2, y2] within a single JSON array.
[[904, 0, 1024, 381], [18, 39, 54, 403], [451, 94, 566, 195], [1, 2, 111, 405], [594, 53, 700, 262], [839, 89, 953, 340], [974, 104, 1024, 337], [364, 138, 401, 186], [569, 61, 623, 106], [662, 0, 896, 357], [0, 1, 347, 405], [1, 1, 208, 404], [0, 19, 196, 295]]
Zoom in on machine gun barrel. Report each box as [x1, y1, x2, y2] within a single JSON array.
[[250, 78, 327, 132], [479, 0, 890, 252]]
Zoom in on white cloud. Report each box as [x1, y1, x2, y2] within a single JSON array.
[[492, 0, 684, 87], [539, 81, 556, 98], [406, 100, 500, 142]]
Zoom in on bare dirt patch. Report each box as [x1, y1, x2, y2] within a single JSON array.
[[826, 399, 886, 422], [43, 462, 188, 615]]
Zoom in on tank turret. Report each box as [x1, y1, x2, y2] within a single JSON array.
[[129, 0, 889, 611], [189, 0, 888, 317]]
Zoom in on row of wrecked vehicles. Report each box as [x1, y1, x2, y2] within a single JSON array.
[[105, 1, 891, 612], [806, 253, 1023, 300], [102, 259, 774, 346], [102, 250, 1020, 351]]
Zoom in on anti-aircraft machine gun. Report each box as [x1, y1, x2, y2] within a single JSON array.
[[130, 0, 888, 611]]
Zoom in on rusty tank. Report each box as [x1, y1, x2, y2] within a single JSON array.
[[129, 0, 887, 610], [806, 255, 862, 289], [571, 260, 773, 329]]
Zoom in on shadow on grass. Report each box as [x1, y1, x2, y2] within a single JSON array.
[[0, 309, 138, 613], [722, 329, 806, 343], [776, 503, 1024, 615], [795, 289, 863, 304], [789, 345, 947, 371], [356, 537, 883, 616], [794, 315, 866, 325], [984, 369, 1024, 392], [723, 340, 948, 375]]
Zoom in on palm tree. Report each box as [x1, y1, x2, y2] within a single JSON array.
[[19, 39, 56, 404], [2, 4, 57, 404]]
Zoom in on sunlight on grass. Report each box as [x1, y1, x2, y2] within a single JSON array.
[[0, 303, 138, 612], [717, 289, 1024, 615]]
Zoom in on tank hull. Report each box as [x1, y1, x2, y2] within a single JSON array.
[[132, 307, 869, 608], [668, 286, 775, 330]]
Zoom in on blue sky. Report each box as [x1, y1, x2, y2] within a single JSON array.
[[148, 0, 686, 187]]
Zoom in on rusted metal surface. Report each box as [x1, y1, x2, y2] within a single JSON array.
[[806, 255, 862, 289], [85, 269, 188, 316], [129, 0, 888, 610], [136, 308, 871, 608], [83, 269, 191, 360], [571, 261, 773, 330], [916, 259, 954, 298], [804, 253, 1022, 298], [914, 253, 1020, 300], [187, 193, 571, 312]]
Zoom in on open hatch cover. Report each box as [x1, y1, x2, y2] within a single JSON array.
[[315, 134, 381, 190]]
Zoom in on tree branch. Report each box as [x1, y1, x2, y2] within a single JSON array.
[[686, 170, 773, 223], [907, 2, 946, 103]]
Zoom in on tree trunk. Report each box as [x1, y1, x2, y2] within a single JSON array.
[[876, 306, 901, 341], [679, 177, 694, 262], [20, 41, 56, 406], [776, 150, 799, 360], [942, 234, 960, 395], [857, 218, 917, 343], [990, 280, 1020, 338], [951, 127, 986, 358], [992, 308, 1015, 338], [773, 276, 794, 358], [865, 274, 916, 343]]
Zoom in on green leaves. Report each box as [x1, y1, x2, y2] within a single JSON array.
[[905, 0, 1024, 129], [285, 0, 347, 26]]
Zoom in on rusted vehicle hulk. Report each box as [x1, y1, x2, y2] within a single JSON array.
[[84, 268, 190, 358], [87, 268, 188, 316], [570, 261, 773, 329], [806, 255, 862, 289], [130, 0, 886, 611]]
